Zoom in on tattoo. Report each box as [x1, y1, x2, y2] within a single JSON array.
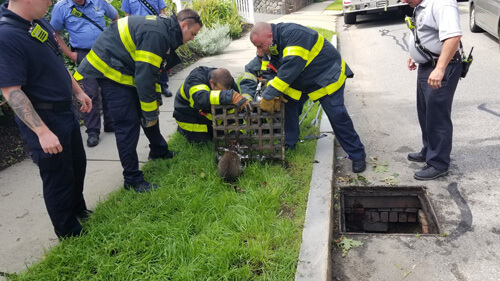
[[8, 89, 44, 129]]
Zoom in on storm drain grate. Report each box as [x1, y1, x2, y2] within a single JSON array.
[[211, 102, 285, 164], [339, 186, 440, 234]]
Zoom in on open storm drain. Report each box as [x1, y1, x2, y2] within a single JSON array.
[[339, 186, 440, 235]]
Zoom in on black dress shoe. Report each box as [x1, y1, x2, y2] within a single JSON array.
[[148, 150, 178, 160], [161, 85, 172, 97], [413, 165, 448, 181], [124, 180, 159, 193], [87, 134, 99, 147], [408, 152, 425, 162], [352, 159, 366, 173]]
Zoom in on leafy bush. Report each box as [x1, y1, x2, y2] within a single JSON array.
[[187, 23, 232, 56], [188, 0, 243, 38]]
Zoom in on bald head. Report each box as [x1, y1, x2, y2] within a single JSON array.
[[250, 22, 272, 41], [210, 68, 234, 90], [250, 22, 273, 55]]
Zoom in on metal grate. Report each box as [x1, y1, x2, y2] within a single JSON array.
[[211, 101, 286, 164]]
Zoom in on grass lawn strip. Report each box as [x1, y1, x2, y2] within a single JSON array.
[[10, 102, 321, 281]]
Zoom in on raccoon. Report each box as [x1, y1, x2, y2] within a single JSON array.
[[217, 149, 242, 182]]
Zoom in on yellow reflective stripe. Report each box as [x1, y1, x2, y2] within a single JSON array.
[[242, 93, 253, 101], [283, 46, 309, 60], [210, 90, 221, 105], [74, 71, 83, 81], [270, 77, 289, 93], [180, 83, 188, 100], [261, 61, 269, 71], [242, 72, 257, 82], [140, 100, 157, 112], [87, 50, 135, 86], [282, 35, 325, 68], [146, 15, 156, 20], [117, 18, 136, 60], [156, 83, 161, 93], [308, 60, 347, 101], [283, 87, 301, 101], [176, 120, 208, 133], [136, 50, 162, 68], [189, 84, 211, 96], [306, 35, 324, 67]]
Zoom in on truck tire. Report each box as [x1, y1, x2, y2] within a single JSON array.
[[469, 4, 483, 32], [344, 13, 356, 24]]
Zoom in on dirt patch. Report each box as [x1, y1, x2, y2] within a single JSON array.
[[0, 107, 29, 171]]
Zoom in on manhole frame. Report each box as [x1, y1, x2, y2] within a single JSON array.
[[338, 186, 441, 235]]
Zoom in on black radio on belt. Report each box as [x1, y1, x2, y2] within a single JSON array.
[[461, 47, 474, 78]]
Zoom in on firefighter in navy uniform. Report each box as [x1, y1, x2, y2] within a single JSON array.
[[75, 9, 202, 192], [250, 22, 367, 173], [174, 67, 252, 143], [240, 53, 308, 150], [0, 0, 92, 238]]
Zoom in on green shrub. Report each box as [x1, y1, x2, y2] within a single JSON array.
[[187, 23, 232, 56], [188, 0, 243, 38]]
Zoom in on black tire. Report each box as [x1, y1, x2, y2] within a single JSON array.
[[469, 4, 483, 32], [344, 13, 356, 25]]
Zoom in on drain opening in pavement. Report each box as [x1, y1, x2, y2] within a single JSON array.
[[339, 186, 440, 234]]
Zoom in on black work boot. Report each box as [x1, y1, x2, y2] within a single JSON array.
[[87, 134, 99, 147], [407, 152, 425, 162], [148, 150, 178, 161], [413, 165, 448, 181], [124, 181, 158, 193], [161, 85, 172, 97], [352, 159, 367, 173]]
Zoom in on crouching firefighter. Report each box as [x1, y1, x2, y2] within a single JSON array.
[[174, 67, 252, 143], [75, 9, 203, 192]]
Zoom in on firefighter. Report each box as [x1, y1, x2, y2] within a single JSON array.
[[75, 9, 202, 192], [240, 52, 308, 150], [173, 67, 252, 143], [250, 22, 367, 173], [121, 0, 173, 98]]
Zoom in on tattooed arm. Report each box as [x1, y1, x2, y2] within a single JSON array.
[[1, 86, 63, 154]]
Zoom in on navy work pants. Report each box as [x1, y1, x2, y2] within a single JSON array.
[[16, 109, 87, 238], [318, 83, 365, 161], [98, 79, 169, 184], [284, 93, 309, 149], [416, 62, 462, 170], [76, 49, 113, 136]]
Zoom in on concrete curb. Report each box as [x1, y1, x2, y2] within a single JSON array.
[[295, 110, 334, 281], [294, 34, 338, 281]]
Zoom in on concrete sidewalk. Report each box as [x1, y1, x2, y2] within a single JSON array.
[[0, 1, 339, 279]]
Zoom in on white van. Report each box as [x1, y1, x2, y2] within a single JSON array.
[[343, 0, 411, 24]]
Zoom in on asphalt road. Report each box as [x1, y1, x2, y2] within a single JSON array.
[[332, 2, 500, 280]]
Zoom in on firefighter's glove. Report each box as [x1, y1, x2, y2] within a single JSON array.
[[260, 96, 287, 115], [231, 92, 253, 112], [141, 117, 158, 128]]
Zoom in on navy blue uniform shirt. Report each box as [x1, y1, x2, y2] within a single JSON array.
[[0, 5, 72, 103]]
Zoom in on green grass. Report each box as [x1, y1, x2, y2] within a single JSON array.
[[8, 102, 322, 281], [325, 0, 343, 11], [310, 27, 337, 42]]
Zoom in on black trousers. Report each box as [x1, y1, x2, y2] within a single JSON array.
[[98, 79, 169, 184], [416, 62, 462, 170], [16, 109, 87, 238]]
